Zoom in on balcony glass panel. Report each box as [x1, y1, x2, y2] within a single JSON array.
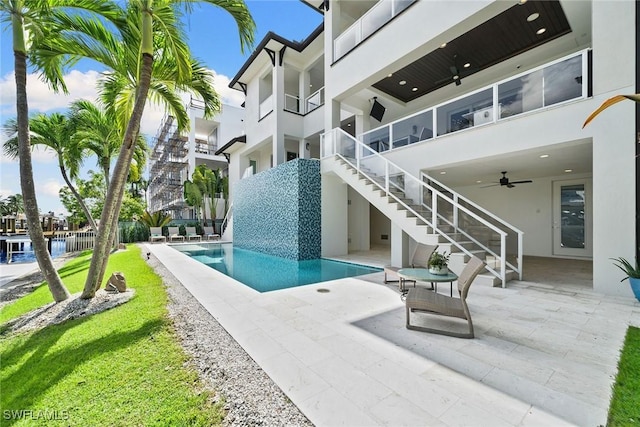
[[362, 127, 390, 154], [361, 1, 392, 40], [284, 94, 301, 113], [498, 70, 543, 118], [543, 55, 583, 106], [394, 0, 414, 14], [436, 88, 493, 136], [391, 111, 433, 148]]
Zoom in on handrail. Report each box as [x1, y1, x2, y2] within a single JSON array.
[[323, 128, 519, 287], [421, 172, 524, 279], [221, 202, 233, 235]]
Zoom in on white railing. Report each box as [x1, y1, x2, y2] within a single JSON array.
[[60, 230, 96, 252], [284, 86, 325, 115], [359, 49, 589, 153], [334, 0, 416, 61], [305, 87, 325, 113], [322, 128, 521, 287], [242, 165, 254, 179], [259, 94, 273, 120], [221, 203, 233, 235]]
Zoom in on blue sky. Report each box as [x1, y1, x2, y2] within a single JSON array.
[[0, 0, 322, 216]]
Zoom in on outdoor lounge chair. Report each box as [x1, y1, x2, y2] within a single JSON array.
[[384, 243, 438, 284], [185, 226, 201, 241], [149, 227, 166, 243], [168, 226, 184, 242], [203, 225, 220, 241], [405, 256, 485, 338]]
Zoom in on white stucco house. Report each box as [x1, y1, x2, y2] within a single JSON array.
[[217, 0, 638, 297]]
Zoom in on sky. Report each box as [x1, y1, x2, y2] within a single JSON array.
[[0, 0, 323, 216]]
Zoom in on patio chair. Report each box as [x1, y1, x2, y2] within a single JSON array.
[[185, 226, 201, 241], [168, 226, 184, 242], [405, 256, 485, 338], [149, 227, 166, 243], [384, 243, 438, 284], [203, 225, 220, 241]]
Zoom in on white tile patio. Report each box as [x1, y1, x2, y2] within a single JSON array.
[[145, 243, 640, 426]]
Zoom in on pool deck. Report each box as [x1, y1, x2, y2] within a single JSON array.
[[145, 243, 640, 427]]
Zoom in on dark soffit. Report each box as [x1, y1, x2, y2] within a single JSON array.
[[372, 0, 572, 103]]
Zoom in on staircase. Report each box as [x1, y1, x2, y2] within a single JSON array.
[[322, 128, 522, 287]]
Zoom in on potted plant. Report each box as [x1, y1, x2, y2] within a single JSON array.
[[428, 251, 450, 275], [611, 257, 640, 302]]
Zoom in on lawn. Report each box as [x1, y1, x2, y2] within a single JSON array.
[[608, 325, 640, 426], [0, 245, 224, 426]]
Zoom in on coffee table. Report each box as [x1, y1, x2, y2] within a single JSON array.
[[397, 268, 459, 297]]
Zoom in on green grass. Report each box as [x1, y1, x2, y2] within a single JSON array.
[[0, 245, 224, 426], [608, 326, 640, 426]]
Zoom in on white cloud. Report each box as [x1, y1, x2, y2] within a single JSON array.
[[212, 71, 245, 107], [0, 70, 101, 116], [39, 179, 64, 197]]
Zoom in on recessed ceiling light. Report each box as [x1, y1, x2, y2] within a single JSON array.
[[564, 169, 573, 173], [399, 80, 407, 85], [347, 123, 352, 127], [440, 42, 447, 48], [476, 180, 482, 183], [527, 13, 539, 22], [519, 0, 527, 4], [536, 28, 547, 35], [452, 75, 459, 80], [387, 73, 393, 78], [440, 171, 447, 175], [464, 63, 471, 68], [539, 154, 550, 158], [411, 87, 418, 92]]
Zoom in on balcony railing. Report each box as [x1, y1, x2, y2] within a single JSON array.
[[259, 94, 273, 120], [284, 87, 325, 115], [360, 50, 589, 153], [334, 0, 416, 61]]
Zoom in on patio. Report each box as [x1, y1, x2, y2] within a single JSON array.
[[146, 242, 640, 426]]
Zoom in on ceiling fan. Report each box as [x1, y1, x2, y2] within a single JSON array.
[[482, 171, 533, 189]]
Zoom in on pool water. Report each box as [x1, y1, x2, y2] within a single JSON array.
[[173, 243, 382, 292]]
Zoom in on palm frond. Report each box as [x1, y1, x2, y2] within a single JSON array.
[[583, 94, 640, 128]]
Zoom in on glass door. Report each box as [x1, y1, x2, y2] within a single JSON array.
[[552, 179, 592, 257]]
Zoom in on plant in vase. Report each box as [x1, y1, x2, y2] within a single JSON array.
[[428, 251, 450, 275], [611, 257, 640, 302]]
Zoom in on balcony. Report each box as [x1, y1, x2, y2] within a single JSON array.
[[259, 94, 273, 120], [360, 50, 589, 153], [333, 0, 416, 61], [284, 87, 325, 115]]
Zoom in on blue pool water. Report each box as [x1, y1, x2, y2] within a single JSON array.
[[173, 243, 382, 292]]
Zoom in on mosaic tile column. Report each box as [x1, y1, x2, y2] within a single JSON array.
[[234, 159, 321, 260]]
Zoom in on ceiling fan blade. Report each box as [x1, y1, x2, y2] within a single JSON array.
[[510, 180, 533, 184], [507, 183, 515, 188], [480, 183, 500, 188]]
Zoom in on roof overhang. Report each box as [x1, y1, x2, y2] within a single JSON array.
[[373, 0, 572, 102], [215, 135, 246, 158], [229, 23, 324, 92]]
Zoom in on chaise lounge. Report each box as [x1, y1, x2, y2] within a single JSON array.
[[185, 226, 201, 241], [405, 256, 485, 338], [168, 226, 184, 242], [203, 225, 220, 241], [149, 227, 166, 243]]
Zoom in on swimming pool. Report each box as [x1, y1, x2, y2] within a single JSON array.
[[172, 242, 382, 292], [0, 239, 66, 264]]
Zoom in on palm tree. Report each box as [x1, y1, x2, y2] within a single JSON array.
[[0, 0, 121, 302], [6, 194, 24, 216], [3, 114, 98, 232], [34, 1, 254, 298]]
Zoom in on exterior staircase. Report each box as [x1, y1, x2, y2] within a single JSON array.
[[322, 128, 523, 287]]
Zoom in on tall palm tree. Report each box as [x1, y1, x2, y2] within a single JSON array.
[[1, 0, 122, 302], [68, 99, 149, 190], [35, 1, 254, 298], [3, 114, 98, 232]]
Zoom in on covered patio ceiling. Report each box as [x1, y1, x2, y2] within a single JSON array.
[[373, 0, 572, 103]]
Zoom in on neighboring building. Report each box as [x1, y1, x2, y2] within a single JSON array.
[[148, 99, 244, 220], [221, 0, 638, 297]]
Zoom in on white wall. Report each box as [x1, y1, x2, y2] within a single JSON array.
[[347, 187, 370, 251], [322, 174, 348, 256], [590, 0, 636, 297]]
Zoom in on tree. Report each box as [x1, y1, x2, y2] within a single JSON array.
[[0, 0, 122, 302], [66, 1, 254, 298], [6, 194, 24, 216], [183, 179, 203, 220], [3, 114, 98, 232]]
